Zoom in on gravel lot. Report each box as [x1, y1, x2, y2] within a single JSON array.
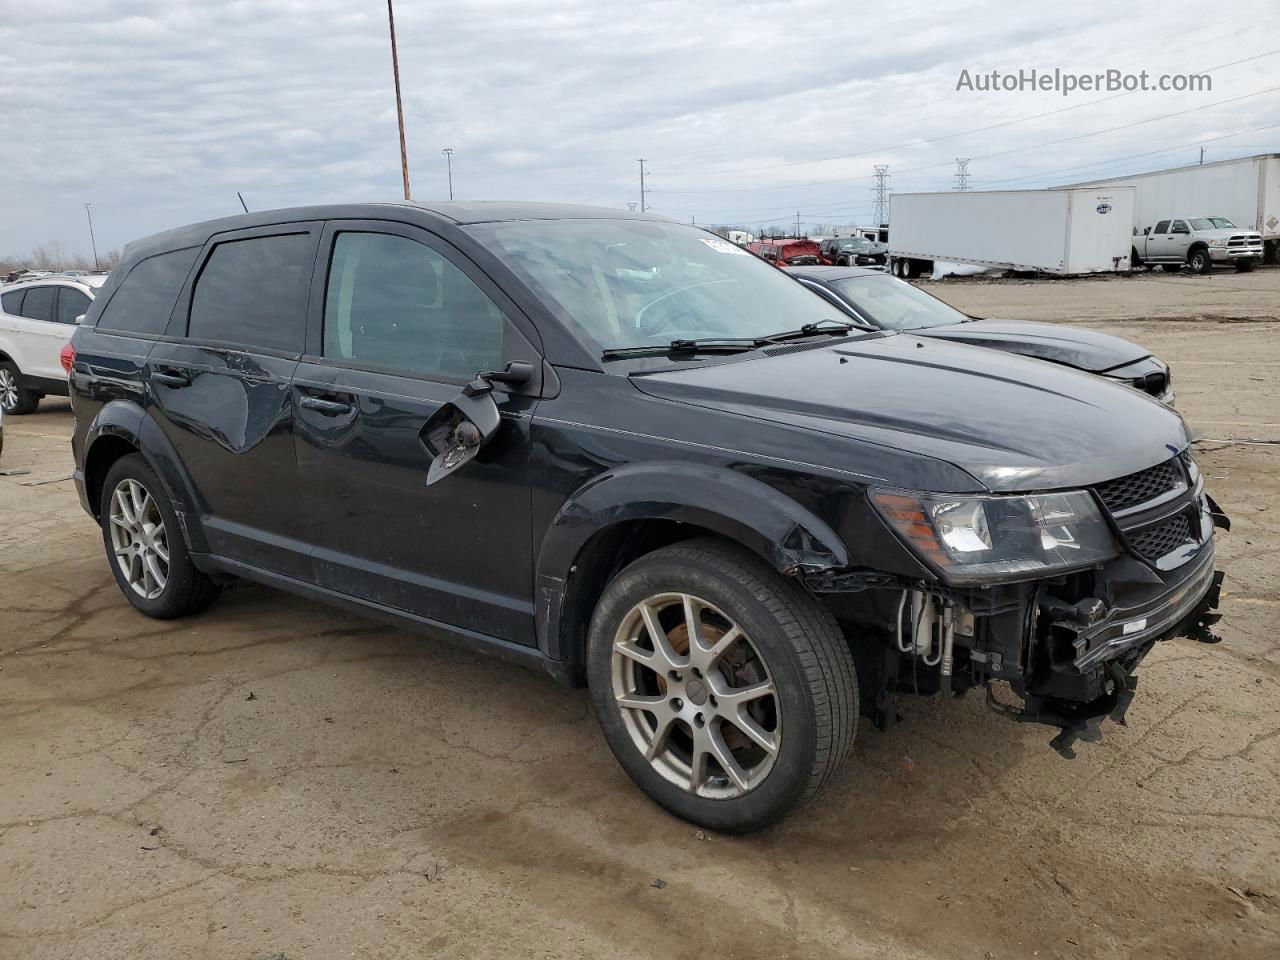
[[2, 268, 1279, 960]]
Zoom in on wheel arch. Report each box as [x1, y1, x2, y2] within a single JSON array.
[[533, 461, 850, 680], [81, 401, 211, 554]]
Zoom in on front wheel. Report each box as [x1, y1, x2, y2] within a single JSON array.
[[1236, 258, 1256, 273], [1188, 248, 1212, 274], [0, 361, 39, 415], [101, 454, 221, 618], [587, 539, 857, 832]]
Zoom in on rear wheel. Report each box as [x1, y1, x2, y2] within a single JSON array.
[[1188, 248, 1212, 274], [0, 361, 39, 415], [587, 539, 857, 833], [101, 454, 221, 618]]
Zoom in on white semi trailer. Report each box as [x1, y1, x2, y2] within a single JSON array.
[[1070, 153, 1280, 264], [887, 187, 1136, 278]]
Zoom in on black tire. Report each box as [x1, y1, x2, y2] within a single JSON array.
[[1235, 259, 1256, 273], [100, 454, 221, 619], [586, 538, 857, 833], [1130, 247, 1142, 269], [1160, 264, 1181, 273], [1188, 247, 1212, 274], [0, 360, 39, 415], [900, 258, 917, 279]]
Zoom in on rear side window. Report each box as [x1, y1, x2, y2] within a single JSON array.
[[1154, 220, 1170, 234], [56, 288, 91, 325], [1, 289, 23, 315], [188, 233, 313, 354], [96, 247, 199, 335], [322, 232, 503, 379], [17, 285, 55, 322]]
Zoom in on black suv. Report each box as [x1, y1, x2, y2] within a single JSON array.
[[69, 203, 1226, 832]]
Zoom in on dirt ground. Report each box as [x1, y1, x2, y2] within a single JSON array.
[[2, 268, 1279, 960]]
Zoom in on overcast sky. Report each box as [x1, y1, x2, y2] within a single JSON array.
[[2, 0, 1278, 256]]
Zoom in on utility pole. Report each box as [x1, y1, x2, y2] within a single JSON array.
[[386, 0, 411, 201], [954, 158, 971, 191], [83, 203, 99, 271], [871, 165, 890, 226], [442, 147, 454, 200], [637, 159, 649, 213], [795, 211, 801, 237], [1199, 146, 1205, 165]]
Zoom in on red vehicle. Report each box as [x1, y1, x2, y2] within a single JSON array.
[[747, 238, 821, 267]]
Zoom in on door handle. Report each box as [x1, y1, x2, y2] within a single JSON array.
[[300, 396, 353, 416], [151, 368, 191, 388]]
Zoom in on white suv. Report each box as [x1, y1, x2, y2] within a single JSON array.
[[0, 274, 105, 414]]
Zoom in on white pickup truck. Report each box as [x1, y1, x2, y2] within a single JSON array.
[[0, 274, 105, 414], [1131, 217, 1264, 274]]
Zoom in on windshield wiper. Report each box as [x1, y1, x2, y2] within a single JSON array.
[[600, 319, 857, 361], [601, 338, 764, 360]]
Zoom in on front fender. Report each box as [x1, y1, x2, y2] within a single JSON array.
[[81, 400, 210, 553], [533, 460, 850, 661]]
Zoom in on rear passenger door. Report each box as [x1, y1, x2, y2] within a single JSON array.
[[3, 284, 66, 380], [290, 220, 542, 644], [146, 224, 320, 579]]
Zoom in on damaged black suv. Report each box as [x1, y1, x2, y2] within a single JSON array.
[[68, 203, 1226, 832]]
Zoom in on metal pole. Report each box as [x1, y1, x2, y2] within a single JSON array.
[[442, 147, 454, 200], [83, 203, 99, 271], [637, 159, 647, 213], [387, 0, 411, 201]]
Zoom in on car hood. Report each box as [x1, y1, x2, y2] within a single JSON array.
[[913, 319, 1149, 373], [630, 334, 1188, 492]]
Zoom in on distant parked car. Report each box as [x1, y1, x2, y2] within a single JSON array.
[[0, 274, 105, 414], [819, 237, 887, 267], [1131, 217, 1264, 274], [747, 238, 821, 266], [786, 265, 1174, 404]]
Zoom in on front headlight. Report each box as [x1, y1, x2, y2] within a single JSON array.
[[871, 488, 1118, 583], [1209, 239, 1227, 248]]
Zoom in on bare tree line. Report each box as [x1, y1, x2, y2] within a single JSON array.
[[1, 241, 121, 276]]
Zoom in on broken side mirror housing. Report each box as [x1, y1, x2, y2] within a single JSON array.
[[419, 362, 534, 486]]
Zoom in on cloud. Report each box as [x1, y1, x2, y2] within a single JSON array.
[[0, 0, 1277, 254]]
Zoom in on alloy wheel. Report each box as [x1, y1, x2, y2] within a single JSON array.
[[0, 368, 17, 412], [610, 592, 781, 799], [108, 478, 170, 599]]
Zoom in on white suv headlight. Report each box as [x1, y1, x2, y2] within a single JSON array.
[[872, 489, 1119, 583]]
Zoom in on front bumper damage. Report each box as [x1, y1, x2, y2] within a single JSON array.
[[810, 475, 1229, 758]]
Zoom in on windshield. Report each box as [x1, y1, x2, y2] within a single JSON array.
[[470, 219, 840, 350], [830, 276, 969, 330]]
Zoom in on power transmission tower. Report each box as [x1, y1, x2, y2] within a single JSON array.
[[637, 159, 650, 213], [954, 158, 971, 191], [871, 165, 890, 226]]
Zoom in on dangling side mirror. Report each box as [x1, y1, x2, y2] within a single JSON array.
[[419, 362, 534, 486]]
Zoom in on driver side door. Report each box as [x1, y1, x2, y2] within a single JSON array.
[[291, 220, 545, 645]]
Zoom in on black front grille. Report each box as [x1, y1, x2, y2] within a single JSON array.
[[1136, 371, 1168, 397], [1094, 458, 1182, 512], [1127, 512, 1195, 562]]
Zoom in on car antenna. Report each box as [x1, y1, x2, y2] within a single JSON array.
[[237, 192, 250, 213]]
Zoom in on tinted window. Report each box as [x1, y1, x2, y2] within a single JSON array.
[[56, 288, 91, 325], [323, 232, 503, 380], [188, 233, 313, 353], [1, 289, 23, 315], [1171, 220, 1189, 233], [1154, 220, 1170, 234], [96, 247, 199, 335], [18, 285, 55, 322]]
